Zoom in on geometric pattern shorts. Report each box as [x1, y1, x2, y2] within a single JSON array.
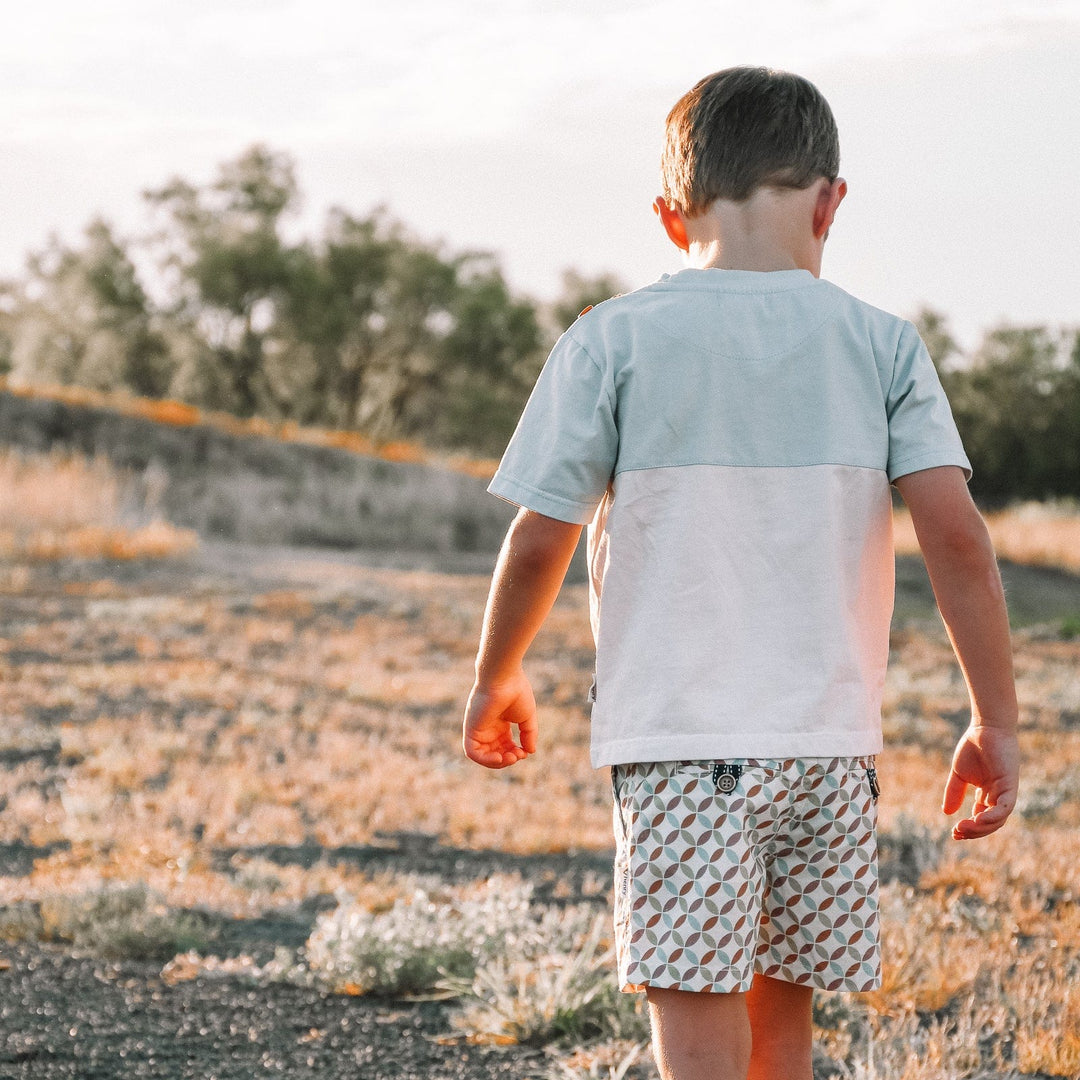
[[611, 757, 881, 994]]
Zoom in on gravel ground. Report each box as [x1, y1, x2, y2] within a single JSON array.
[[0, 942, 549, 1080], [0, 836, 615, 1080], [3, 546, 1075, 1080]]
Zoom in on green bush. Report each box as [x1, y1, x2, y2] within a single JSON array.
[[37, 882, 216, 961], [268, 875, 538, 997]]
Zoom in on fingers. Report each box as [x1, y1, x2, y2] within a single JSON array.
[[462, 723, 534, 769], [941, 769, 968, 815], [942, 725, 1020, 840], [949, 782, 1016, 840], [943, 757, 1019, 839], [463, 740, 529, 769], [517, 711, 538, 755], [462, 683, 538, 770], [952, 799, 1013, 840]]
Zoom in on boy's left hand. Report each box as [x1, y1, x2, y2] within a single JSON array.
[[463, 670, 538, 769], [942, 724, 1020, 840]]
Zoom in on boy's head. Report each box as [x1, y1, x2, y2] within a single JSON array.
[[661, 66, 839, 217]]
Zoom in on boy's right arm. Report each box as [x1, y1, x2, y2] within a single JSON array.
[[463, 508, 583, 770], [893, 466, 1020, 839]]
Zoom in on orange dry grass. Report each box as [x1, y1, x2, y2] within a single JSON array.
[[894, 501, 1080, 574], [2, 549, 1080, 1072], [0, 450, 197, 561], [0, 376, 498, 479], [0, 567, 607, 872]]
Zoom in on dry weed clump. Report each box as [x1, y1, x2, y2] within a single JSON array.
[[249, 874, 647, 1049], [0, 449, 197, 561], [0, 882, 216, 961], [447, 912, 648, 1048]]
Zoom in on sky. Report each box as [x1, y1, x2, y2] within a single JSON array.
[[2, 0, 1079, 351]]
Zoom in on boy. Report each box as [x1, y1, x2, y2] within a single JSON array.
[[462, 67, 1019, 1080]]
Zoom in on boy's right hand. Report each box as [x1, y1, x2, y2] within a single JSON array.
[[942, 724, 1020, 840], [462, 670, 538, 769]]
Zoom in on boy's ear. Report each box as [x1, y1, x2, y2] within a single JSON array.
[[813, 177, 847, 240], [654, 196, 690, 252]]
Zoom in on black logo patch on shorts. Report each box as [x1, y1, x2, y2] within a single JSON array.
[[712, 762, 743, 793]]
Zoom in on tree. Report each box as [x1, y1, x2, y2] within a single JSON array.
[[277, 207, 398, 428], [0, 280, 16, 376], [945, 324, 1080, 503], [279, 212, 544, 451], [546, 269, 629, 341], [3, 219, 168, 395], [912, 306, 960, 371], [421, 254, 545, 453], [342, 226, 459, 437], [144, 145, 301, 416]]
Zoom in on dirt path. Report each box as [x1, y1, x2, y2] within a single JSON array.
[[0, 942, 550, 1080]]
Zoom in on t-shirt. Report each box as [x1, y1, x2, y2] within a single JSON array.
[[489, 267, 971, 768]]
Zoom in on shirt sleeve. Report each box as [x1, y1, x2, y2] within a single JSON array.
[[487, 329, 618, 524], [886, 321, 972, 483]]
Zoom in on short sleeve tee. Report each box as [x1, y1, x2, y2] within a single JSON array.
[[489, 268, 970, 768]]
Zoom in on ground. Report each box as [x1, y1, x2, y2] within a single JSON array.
[[2, 542, 1079, 1079]]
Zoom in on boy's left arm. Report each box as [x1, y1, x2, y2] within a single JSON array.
[[463, 508, 583, 769]]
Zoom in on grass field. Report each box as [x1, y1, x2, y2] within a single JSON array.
[[0, 450, 198, 562], [2, 450, 1080, 1078]]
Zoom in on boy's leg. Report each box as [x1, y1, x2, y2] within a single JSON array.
[[645, 977, 813, 1080], [646, 986, 751, 1080], [745, 975, 814, 1080]]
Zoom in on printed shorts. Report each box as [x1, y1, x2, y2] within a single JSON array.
[[611, 757, 881, 994]]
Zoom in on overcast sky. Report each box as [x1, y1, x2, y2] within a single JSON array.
[[2, 0, 1078, 349]]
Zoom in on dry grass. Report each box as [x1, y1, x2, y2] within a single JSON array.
[[0, 450, 197, 561], [2, 498, 1080, 1075], [0, 570, 606, 868], [894, 500, 1080, 575], [0, 551, 1077, 1077]]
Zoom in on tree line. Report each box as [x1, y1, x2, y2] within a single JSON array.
[[0, 144, 1076, 500], [0, 145, 622, 458], [914, 310, 1080, 505]]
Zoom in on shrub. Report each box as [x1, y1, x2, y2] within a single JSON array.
[[0, 885, 215, 961], [269, 875, 539, 997], [259, 874, 644, 1049], [447, 912, 649, 1047]]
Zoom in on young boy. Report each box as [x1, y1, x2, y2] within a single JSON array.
[[462, 66, 1019, 1080]]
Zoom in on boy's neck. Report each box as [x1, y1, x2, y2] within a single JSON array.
[[683, 184, 829, 278], [687, 238, 810, 275]]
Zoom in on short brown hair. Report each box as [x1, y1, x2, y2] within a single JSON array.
[[661, 67, 840, 215]]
